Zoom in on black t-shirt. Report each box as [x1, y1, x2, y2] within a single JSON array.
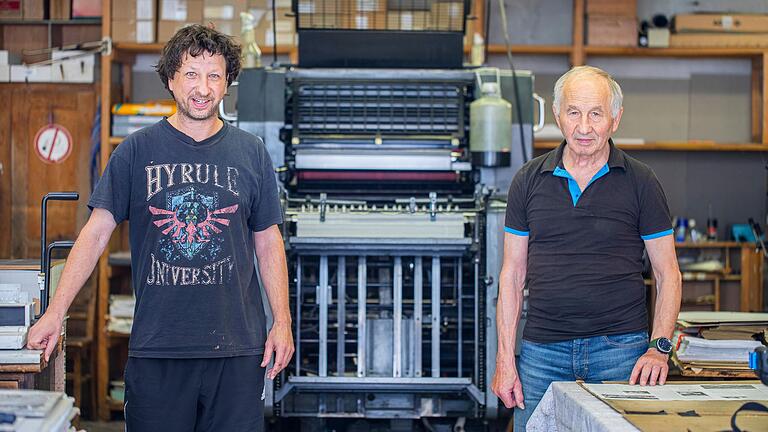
[[505, 141, 672, 343], [89, 119, 283, 358]]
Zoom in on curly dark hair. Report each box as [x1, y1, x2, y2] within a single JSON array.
[[155, 24, 242, 96]]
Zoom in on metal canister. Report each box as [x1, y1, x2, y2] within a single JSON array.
[[470, 81, 512, 167]]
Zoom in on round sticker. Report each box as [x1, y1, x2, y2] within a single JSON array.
[[34, 124, 73, 164]]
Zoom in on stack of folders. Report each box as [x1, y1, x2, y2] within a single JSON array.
[[673, 311, 768, 376], [111, 102, 176, 137]]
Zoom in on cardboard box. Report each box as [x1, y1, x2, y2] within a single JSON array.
[[344, 11, 385, 29], [298, 12, 341, 28], [72, 0, 100, 17], [674, 14, 768, 33], [430, 1, 463, 31], [49, 0, 70, 19], [669, 32, 768, 48], [297, 0, 348, 15], [0, 0, 23, 19], [113, 0, 156, 20], [386, 11, 429, 30], [207, 18, 238, 36], [10, 64, 52, 82], [587, 15, 637, 46], [0, 65, 9, 82], [161, 0, 203, 21], [23, 0, 44, 20], [249, 0, 291, 9], [647, 27, 669, 48], [586, 0, 636, 17], [51, 50, 95, 82], [354, 0, 384, 13], [158, 20, 197, 42], [203, 0, 246, 19], [112, 19, 156, 43]]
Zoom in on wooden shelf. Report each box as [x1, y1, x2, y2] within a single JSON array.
[[107, 331, 130, 339], [108, 136, 123, 146], [487, 44, 572, 55], [106, 397, 124, 412], [534, 140, 768, 152], [114, 42, 293, 55], [676, 242, 748, 248], [0, 18, 101, 25], [107, 251, 130, 266], [585, 46, 766, 57]]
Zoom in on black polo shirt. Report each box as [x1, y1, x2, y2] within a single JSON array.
[[505, 140, 673, 343]]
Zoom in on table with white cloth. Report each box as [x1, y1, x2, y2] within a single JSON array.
[[527, 381, 640, 432]]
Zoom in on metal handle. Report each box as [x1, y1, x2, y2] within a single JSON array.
[[219, 81, 239, 122], [40, 192, 79, 273], [38, 240, 75, 319], [532, 92, 545, 133]]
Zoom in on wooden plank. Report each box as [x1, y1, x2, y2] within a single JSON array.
[[763, 51, 768, 145], [740, 245, 762, 312], [676, 242, 744, 248], [114, 42, 294, 55], [534, 140, 768, 152], [60, 24, 101, 47], [1, 24, 49, 64], [585, 46, 765, 57], [751, 56, 762, 143], [10, 88, 29, 259], [121, 63, 132, 103], [487, 44, 572, 55], [0, 86, 12, 258], [570, 0, 585, 66]]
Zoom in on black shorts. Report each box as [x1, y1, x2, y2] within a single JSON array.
[[124, 355, 265, 432]]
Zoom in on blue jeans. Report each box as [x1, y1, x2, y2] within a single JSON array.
[[513, 331, 648, 432]]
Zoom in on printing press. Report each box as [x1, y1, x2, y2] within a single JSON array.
[[232, 5, 543, 428]]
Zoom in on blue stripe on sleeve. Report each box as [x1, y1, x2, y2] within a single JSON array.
[[641, 229, 674, 240], [505, 227, 530, 237]]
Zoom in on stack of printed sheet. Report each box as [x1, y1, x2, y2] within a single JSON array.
[[673, 312, 768, 376], [106, 295, 135, 335]]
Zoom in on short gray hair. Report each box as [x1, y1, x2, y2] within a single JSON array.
[[552, 66, 623, 118]]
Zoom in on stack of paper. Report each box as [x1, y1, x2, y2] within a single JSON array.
[[107, 295, 135, 335], [677, 337, 762, 362], [673, 312, 768, 376]]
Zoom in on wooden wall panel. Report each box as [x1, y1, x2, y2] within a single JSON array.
[[7, 84, 96, 259], [0, 87, 12, 258], [1, 25, 49, 64]]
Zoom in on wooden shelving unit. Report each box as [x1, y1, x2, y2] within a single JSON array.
[[534, 141, 768, 152]]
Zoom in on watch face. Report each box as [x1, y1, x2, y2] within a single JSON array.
[[657, 338, 673, 353]]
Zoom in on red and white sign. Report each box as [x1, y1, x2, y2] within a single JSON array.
[[34, 124, 73, 164]]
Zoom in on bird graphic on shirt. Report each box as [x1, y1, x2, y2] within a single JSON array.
[[149, 202, 239, 245]]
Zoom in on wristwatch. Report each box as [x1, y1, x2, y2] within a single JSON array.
[[649, 337, 673, 355]]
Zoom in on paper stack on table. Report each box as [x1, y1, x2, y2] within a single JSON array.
[[673, 312, 768, 376]]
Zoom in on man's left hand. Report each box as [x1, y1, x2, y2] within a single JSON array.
[[261, 321, 295, 380], [629, 349, 669, 386]]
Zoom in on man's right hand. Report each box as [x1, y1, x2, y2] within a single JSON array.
[[26, 312, 64, 362], [491, 357, 525, 409]]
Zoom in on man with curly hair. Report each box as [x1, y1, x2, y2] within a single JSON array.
[[28, 24, 293, 431]]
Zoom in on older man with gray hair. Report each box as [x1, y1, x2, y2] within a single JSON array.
[[491, 65, 682, 431]]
